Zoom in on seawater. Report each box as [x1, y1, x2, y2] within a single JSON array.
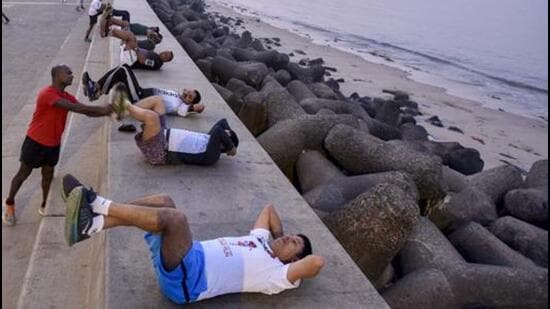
[[211, 0, 548, 119]]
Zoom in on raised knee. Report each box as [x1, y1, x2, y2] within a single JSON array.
[[158, 208, 187, 230], [160, 194, 176, 208], [144, 110, 160, 124]]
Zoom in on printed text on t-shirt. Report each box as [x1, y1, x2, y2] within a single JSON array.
[[218, 238, 233, 257]]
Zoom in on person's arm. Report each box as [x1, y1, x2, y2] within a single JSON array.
[[189, 103, 205, 113], [287, 255, 325, 284], [253, 204, 283, 239], [136, 49, 147, 64], [54, 99, 112, 117]]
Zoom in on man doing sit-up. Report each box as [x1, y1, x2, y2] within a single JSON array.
[[111, 84, 237, 166], [81, 64, 204, 117], [102, 16, 163, 50], [61, 174, 325, 304], [108, 27, 173, 70]]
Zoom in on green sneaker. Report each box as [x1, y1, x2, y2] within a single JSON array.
[[110, 83, 131, 121], [64, 186, 94, 246], [61, 173, 85, 202]]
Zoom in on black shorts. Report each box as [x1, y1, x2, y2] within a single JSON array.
[[89, 13, 100, 26], [20, 136, 60, 168]]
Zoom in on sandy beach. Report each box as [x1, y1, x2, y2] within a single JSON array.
[[205, 0, 548, 173]]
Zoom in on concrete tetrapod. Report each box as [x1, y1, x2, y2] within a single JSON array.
[[398, 219, 548, 307], [231, 47, 290, 70], [308, 82, 338, 100], [387, 139, 484, 176], [524, 159, 548, 189], [446, 264, 548, 308], [286, 80, 317, 102], [172, 19, 215, 36], [324, 183, 420, 283], [468, 165, 524, 205], [374, 99, 401, 127], [225, 77, 256, 98], [286, 62, 325, 84], [178, 27, 208, 43], [399, 123, 429, 141], [304, 171, 419, 215], [178, 37, 208, 60], [211, 82, 243, 114], [428, 186, 498, 231], [324, 124, 446, 204], [504, 188, 548, 224], [272, 69, 291, 87], [489, 216, 548, 267], [238, 92, 268, 136], [211, 56, 269, 88], [504, 159, 549, 224], [381, 268, 459, 309], [441, 165, 468, 193], [257, 114, 359, 180], [448, 221, 541, 271], [398, 217, 466, 275], [259, 76, 306, 128], [300, 98, 402, 141], [295, 150, 344, 194]]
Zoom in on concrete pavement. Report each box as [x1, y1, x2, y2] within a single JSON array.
[[2, 3, 92, 308]]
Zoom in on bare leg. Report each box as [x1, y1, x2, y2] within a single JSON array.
[[126, 97, 165, 141], [6, 163, 34, 205], [108, 17, 128, 29], [84, 24, 94, 41], [134, 96, 166, 114], [40, 166, 55, 208], [103, 200, 192, 270], [110, 28, 138, 49], [103, 193, 176, 228]]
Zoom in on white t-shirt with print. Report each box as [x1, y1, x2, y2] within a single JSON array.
[[197, 228, 300, 301], [165, 128, 210, 154], [88, 0, 103, 16], [153, 89, 184, 114]]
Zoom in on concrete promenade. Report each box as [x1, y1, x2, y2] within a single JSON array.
[[3, 0, 388, 307], [2, 2, 101, 308]]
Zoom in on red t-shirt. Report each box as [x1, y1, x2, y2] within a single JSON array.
[[26, 86, 78, 147]]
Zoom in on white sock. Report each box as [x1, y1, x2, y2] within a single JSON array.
[[86, 215, 105, 236], [90, 196, 111, 216]]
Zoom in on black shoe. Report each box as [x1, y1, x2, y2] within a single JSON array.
[[64, 186, 96, 246], [118, 124, 137, 132], [62, 174, 84, 202], [82, 72, 98, 101], [61, 173, 99, 206]]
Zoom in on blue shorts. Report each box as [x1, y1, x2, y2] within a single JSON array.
[[144, 233, 207, 304]]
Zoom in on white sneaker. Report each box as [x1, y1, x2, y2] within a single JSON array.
[[2, 200, 16, 226]]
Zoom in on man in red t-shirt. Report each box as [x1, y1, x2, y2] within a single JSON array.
[[2, 65, 113, 226]]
